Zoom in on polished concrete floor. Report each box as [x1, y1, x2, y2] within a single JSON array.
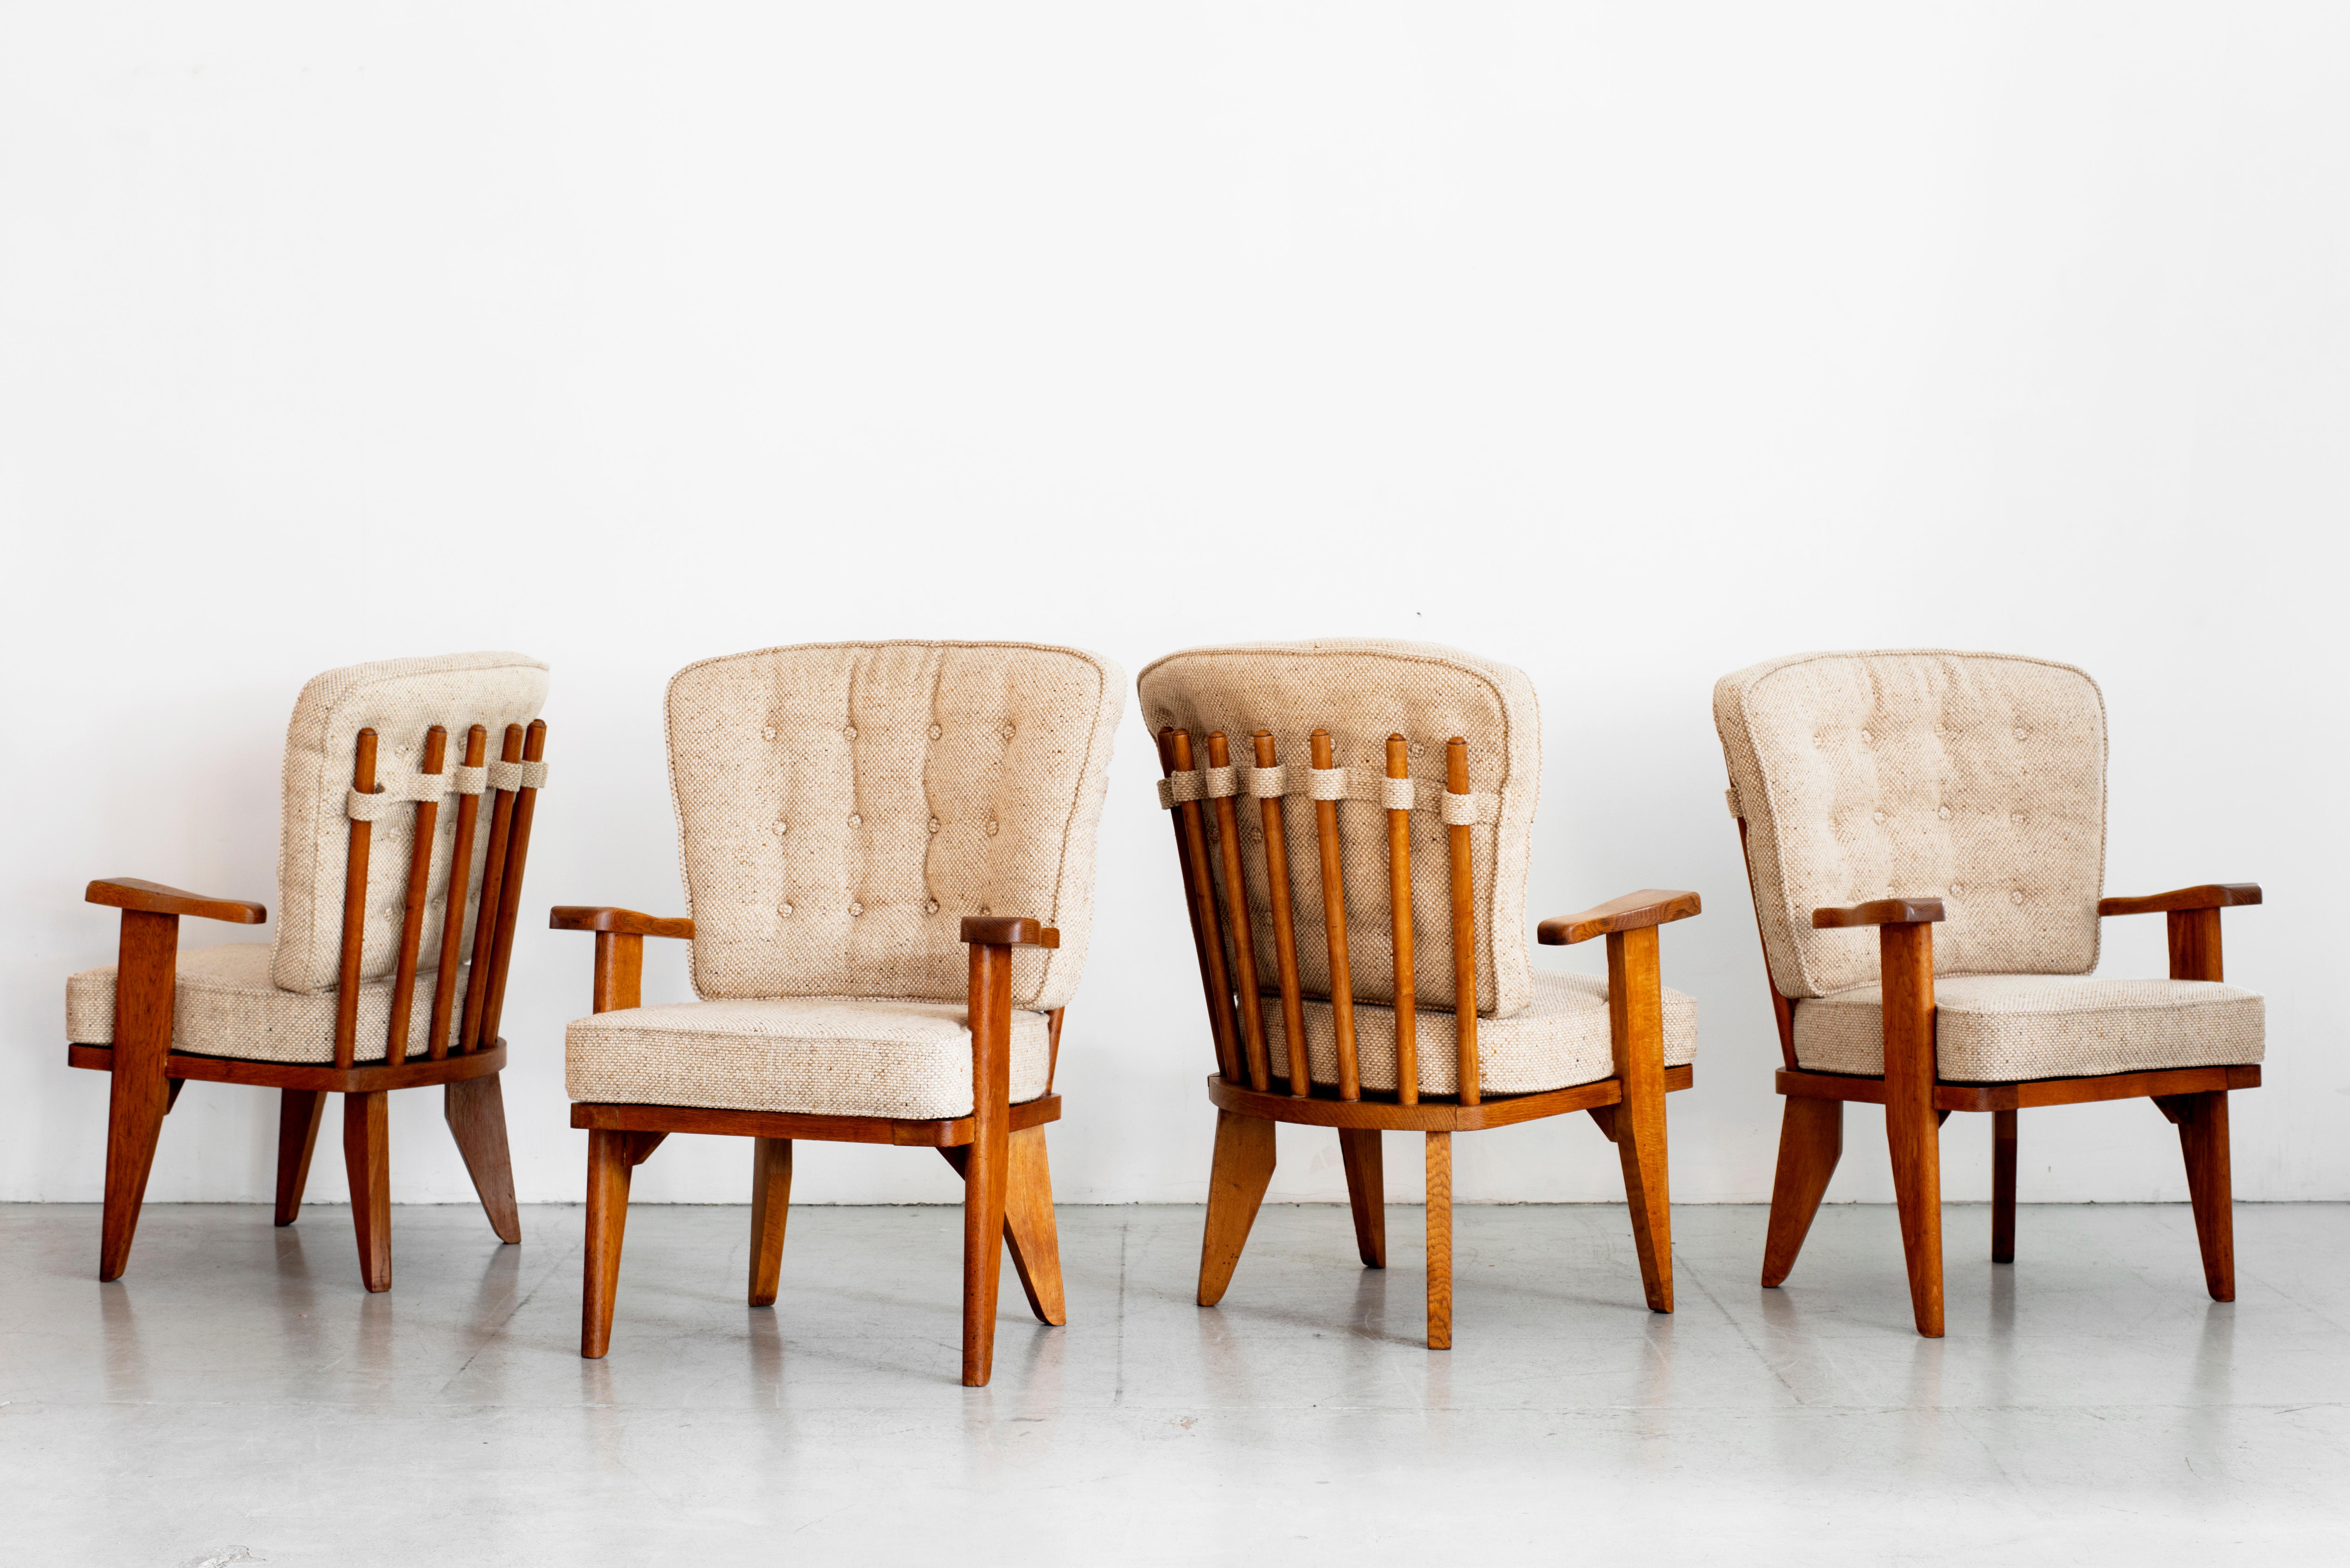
[[3, 1200, 2345, 1565]]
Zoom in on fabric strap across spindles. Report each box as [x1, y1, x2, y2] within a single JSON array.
[[1156, 764, 1493, 823]]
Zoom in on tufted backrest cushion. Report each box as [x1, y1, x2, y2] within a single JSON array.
[[667, 641, 1123, 1012], [273, 652, 552, 994], [1137, 640, 1540, 1018], [1714, 650, 2106, 1000]]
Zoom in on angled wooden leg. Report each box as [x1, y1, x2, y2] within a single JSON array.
[[961, 942, 1014, 1388], [1606, 925, 1672, 1313], [343, 1091, 392, 1293], [100, 909, 178, 1282], [1196, 1109, 1277, 1307], [1425, 1131, 1453, 1349], [749, 1137, 792, 1308], [1991, 1109, 2017, 1263], [582, 1128, 663, 1357], [444, 1074, 522, 1244], [1001, 1126, 1067, 1327], [1338, 1127, 1386, 1268], [2169, 1091, 2235, 1301], [274, 1089, 327, 1226], [1880, 924, 1943, 1338], [1761, 1096, 1843, 1286]]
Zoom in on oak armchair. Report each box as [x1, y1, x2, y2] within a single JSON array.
[[65, 652, 551, 1290], [1716, 650, 2265, 1336], [1139, 639, 1700, 1348], [556, 640, 1122, 1387]]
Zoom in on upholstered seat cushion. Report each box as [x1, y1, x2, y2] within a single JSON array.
[[1263, 969, 1698, 1098], [65, 944, 465, 1064], [1793, 974, 2264, 1082], [566, 997, 1054, 1120]]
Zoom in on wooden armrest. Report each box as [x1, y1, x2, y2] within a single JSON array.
[[2098, 884, 2261, 917], [1537, 889, 1701, 946], [1813, 897, 1946, 929], [88, 877, 267, 924], [549, 906, 696, 939], [960, 916, 1060, 949]]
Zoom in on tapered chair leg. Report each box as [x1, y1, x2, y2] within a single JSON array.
[[1197, 1110, 1277, 1307], [583, 1128, 662, 1357], [1001, 1126, 1067, 1326], [1425, 1132, 1454, 1349], [99, 1068, 170, 1282], [1613, 1071, 1674, 1314], [1761, 1097, 1843, 1287], [445, 1074, 522, 1244], [1338, 1127, 1386, 1268], [1991, 1109, 2018, 1263], [274, 1089, 327, 1227], [1879, 923, 1944, 1338], [960, 1107, 1012, 1387], [2172, 1091, 2236, 1301], [99, 907, 178, 1282], [749, 1137, 792, 1307], [343, 1091, 392, 1293]]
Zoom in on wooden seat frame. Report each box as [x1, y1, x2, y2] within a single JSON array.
[[74, 719, 545, 1291], [556, 908, 1069, 1388], [1735, 814, 2263, 1337], [1160, 724, 1699, 1349]]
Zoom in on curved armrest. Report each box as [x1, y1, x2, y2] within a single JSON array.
[[1538, 889, 1700, 946], [2098, 884, 2261, 918], [550, 906, 695, 940], [1813, 897, 1945, 929], [960, 916, 1059, 949], [88, 877, 267, 924]]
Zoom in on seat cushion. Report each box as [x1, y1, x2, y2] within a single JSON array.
[[66, 943, 465, 1064], [1794, 974, 2264, 1082], [1261, 969, 1697, 1098], [565, 997, 1054, 1120]]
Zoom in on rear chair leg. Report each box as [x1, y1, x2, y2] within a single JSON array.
[[445, 1074, 522, 1244], [275, 1089, 327, 1226], [1761, 1096, 1843, 1286], [1197, 1110, 1276, 1307], [941, 1127, 1068, 1327], [344, 1091, 392, 1293], [1991, 1109, 2017, 1263], [1338, 1127, 1386, 1268], [749, 1137, 792, 1308], [1425, 1132, 1453, 1350]]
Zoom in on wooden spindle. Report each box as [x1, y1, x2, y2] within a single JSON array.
[[1386, 733, 1417, 1107], [1158, 727, 1236, 1080], [1254, 731, 1310, 1097], [384, 726, 447, 1066], [480, 718, 546, 1048], [333, 729, 379, 1070], [1171, 730, 1244, 1084], [1310, 729, 1360, 1101], [1445, 737, 1479, 1107], [427, 724, 488, 1060], [1207, 732, 1272, 1093], [459, 725, 524, 1054]]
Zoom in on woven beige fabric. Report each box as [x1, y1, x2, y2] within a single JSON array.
[[1137, 640, 1541, 1017], [66, 944, 467, 1064], [665, 642, 1123, 1014], [1261, 970, 1698, 1097], [276, 652, 550, 993], [1713, 650, 2106, 999], [1793, 974, 2264, 1081], [565, 997, 1054, 1119]]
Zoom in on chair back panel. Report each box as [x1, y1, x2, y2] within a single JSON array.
[[666, 641, 1123, 1012], [274, 652, 551, 995], [1137, 640, 1540, 1019], [1714, 649, 2105, 1000]]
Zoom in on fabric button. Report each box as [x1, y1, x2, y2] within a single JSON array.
[[1949, 882, 1963, 895], [2013, 727, 2028, 740], [777, 903, 793, 917], [924, 900, 939, 915], [761, 726, 777, 741], [1871, 810, 1886, 824], [1937, 806, 1952, 821], [848, 813, 863, 827], [1858, 730, 1872, 744], [979, 904, 992, 916], [773, 821, 788, 836], [844, 725, 858, 740], [929, 724, 943, 740], [986, 820, 1000, 836], [849, 902, 863, 917], [2011, 811, 2027, 826], [929, 817, 942, 833], [1001, 724, 1015, 741], [2009, 890, 2026, 904]]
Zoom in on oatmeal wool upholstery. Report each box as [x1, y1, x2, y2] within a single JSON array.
[[1793, 975, 2265, 1082], [67, 944, 466, 1065], [1137, 639, 1542, 1020], [566, 998, 1055, 1120]]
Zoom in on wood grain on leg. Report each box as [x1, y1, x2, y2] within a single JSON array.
[[961, 942, 1014, 1387], [274, 1088, 326, 1227], [343, 1091, 392, 1293], [1001, 1125, 1066, 1326], [100, 909, 178, 1281], [444, 1073, 522, 1243], [1425, 1130, 1453, 1349], [1606, 924, 1672, 1313], [582, 1128, 662, 1357], [1880, 923, 1944, 1337], [1761, 1095, 1843, 1286], [1991, 1108, 2017, 1263], [1197, 1109, 1277, 1306], [749, 1137, 792, 1307], [1338, 1127, 1386, 1268], [2169, 1091, 2236, 1301]]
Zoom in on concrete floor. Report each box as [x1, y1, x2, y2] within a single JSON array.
[[2, 1201, 2345, 1566]]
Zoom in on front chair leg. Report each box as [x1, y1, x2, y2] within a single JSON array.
[[582, 1128, 663, 1357], [2165, 1091, 2236, 1301], [445, 1074, 522, 1244], [275, 1089, 328, 1227], [344, 1091, 392, 1292], [1605, 925, 1673, 1313], [1338, 1127, 1386, 1268], [100, 908, 180, 1282], [1991, 1109, 2018, 1263], [1879, 924, 1944, 1338], [749, 1137, 792, 1307], [1196, 1109, 1277, 1307]]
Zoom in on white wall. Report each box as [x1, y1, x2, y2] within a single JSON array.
[[5, 3, 2344, 1212]]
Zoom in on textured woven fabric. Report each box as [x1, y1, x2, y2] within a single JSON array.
[[565, 997, 1054, 1119], [1793, 974, 2264, 1081], [276, 652, 550, 994], [664, 641, 1123, 1014], [1136, 640, 1542, 1017], [1713, 650, 2107, 999], [66, 944, 467, 1064], [1260, 970, 1698, 1098]]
